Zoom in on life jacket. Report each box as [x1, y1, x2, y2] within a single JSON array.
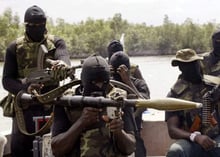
[[64, 85, 128, 157], [16, 34, 58, 86]]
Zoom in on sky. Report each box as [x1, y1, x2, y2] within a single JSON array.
[[0, 0, 219, 26]]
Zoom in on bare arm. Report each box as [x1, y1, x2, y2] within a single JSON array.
[[51, 107, 101, 156], [166, 115, 191, 139], [109, 118, 136, 155], [117, 64, 142, 98], [167, 115, 216, 150]]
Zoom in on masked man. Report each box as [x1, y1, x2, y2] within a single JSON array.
[[201, 30, 220, 76], [165, 49, 220, 157], [51, 55, 136, 157], [109, 51, 150, 157], [107, 40, 144, 80], [2, 5, 71, 157]]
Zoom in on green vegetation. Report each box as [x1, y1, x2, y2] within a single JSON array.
[[0, 8, 219, 60]]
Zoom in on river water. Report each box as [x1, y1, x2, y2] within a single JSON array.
[[0, 55, 179, 133]]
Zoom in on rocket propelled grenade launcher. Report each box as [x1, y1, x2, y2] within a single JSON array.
[[16, 92, 202, 111]]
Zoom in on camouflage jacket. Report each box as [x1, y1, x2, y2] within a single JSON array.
[[200, 52, 220, 77], [52, 84, 136, 157], [165, 76, 220, 132]]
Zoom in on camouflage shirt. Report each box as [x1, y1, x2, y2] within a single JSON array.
[[52, 85, 136, 157], [200, 52, 220, 76], [165, 76, 220, 132]]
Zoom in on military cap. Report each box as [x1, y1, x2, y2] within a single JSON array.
[[171, 48, 203, 66]]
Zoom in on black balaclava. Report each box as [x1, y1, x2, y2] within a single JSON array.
[[212, 30, 220, 58], [107, 40, 124, 60], [24, 5, 46, 42], [178, 61, 203, 84], [81, 55, 110, 96], [109, 51, 130, 82]]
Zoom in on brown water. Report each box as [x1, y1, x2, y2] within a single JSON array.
[[0, 55, 179, 133]]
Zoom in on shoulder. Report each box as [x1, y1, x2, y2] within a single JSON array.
[[200, 51, 212, 62], [15, 36, 25, 50], [6, 40, 17, 55], [203, 74, 220, 86], [170, 77, 189, 96], [107, 85, 127, 99], [200, 51, 210, 57], [131, 77, 146, 86], [47, 34, 55, 41], [47, 34, 64, 43], [16, 36, 25, 45], [130, 63, 138, 70], [7, 40, 17, 49], [51, 35, 67, 48], [130, 62, 138, 68], [46, 34, 64, 44], [131, 77, 150, 96], [130, 62, 138, 72]]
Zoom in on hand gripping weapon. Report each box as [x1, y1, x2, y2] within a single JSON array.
[[20, 44, 82, 84]]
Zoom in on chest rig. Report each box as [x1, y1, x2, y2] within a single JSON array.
[[16, 34, 56, 78]]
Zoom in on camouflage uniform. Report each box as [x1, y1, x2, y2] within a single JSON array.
[[165, 49, 220, 157], [52, 85, 135, 157], [3, 34, 70, 157], [52, 55, 136, 157], [201, 52, 220, 76], [200, 30, 220, 77]]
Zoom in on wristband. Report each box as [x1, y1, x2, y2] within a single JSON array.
[[190, 131, 201, 142]]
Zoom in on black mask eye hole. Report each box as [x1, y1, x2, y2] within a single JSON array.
[[215, 39, 220, 43], [25, 22, 45, 27], [91, 80, 108, 88]]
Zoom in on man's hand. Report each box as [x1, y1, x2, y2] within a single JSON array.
[[117, 64, 130, 83], [79, 107, 102, 128], [108, 118, 124, 133], [194, 134, 216, 150], [47, 59, 68, 68], [27, 83, 44, 94], [102, 111, 124, 133], [47, 59, 69, 81]]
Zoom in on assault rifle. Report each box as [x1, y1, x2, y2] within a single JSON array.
[[20, 44, 82, 84], [22, 61, 82, 84]]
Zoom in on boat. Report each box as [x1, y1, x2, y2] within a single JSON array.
[[2, 118, 173, 157]]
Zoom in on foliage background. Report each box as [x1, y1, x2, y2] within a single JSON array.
[[0, 8, 219, 60]]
